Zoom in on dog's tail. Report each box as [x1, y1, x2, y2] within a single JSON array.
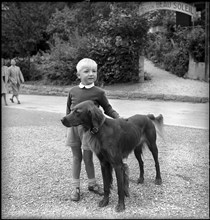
[[147, 114, 165, 141]]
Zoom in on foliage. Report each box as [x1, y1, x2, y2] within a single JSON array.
[[145, 32, 189, 77], [145, 32, 173, 65], [87, 3, 149, 84], [146, 10, 176, 28], [45, 4, 100, 84], [2, 2, 67, 81], [186, 26, 205, 62], [45, 2, 149, 85], [15, 58, 43, 81], [172, 26, 205, 62], [47, 2, 111, 41], [3, 2, 205, 83], [40, 60, 77, 85], [2, 2, 66, 58], [87, 36, 140, 84], [163, 49, 189, 77], [42, 32, 89, 85], [145, 24, 205, 77], [97, 3, 149, 50], [46, 6, 80, 42]]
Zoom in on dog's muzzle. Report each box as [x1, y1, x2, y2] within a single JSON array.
[[61, 117, 68, 127]]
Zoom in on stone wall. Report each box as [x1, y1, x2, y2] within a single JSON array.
[[186, 54, 206, 81]]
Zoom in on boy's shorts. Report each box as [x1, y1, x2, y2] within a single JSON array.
[[66, 125, 91, 150]]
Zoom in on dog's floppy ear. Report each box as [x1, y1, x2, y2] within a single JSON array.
[[88, 105, 104, 132]]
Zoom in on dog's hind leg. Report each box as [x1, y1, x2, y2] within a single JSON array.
[[134, 145, 144, 184], [147, 141, 162, 185]]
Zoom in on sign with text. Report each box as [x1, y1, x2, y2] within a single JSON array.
[[139, 2, 197, 18]]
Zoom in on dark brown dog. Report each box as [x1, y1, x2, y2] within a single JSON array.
[[61, 100, 164, 212]]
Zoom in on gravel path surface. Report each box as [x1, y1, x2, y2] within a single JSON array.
[[2, 108, 209, 219]]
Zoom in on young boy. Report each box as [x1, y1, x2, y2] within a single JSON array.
[[66, 58, 120, 201]]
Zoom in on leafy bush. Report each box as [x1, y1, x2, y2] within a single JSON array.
[[42, 60, 77, 85], [86, 4, 149, 85], [20, 3, 150, 85], [145, 32, 173, 65], [186, 26, 205, 62], [163, 48, 189, 77], [43, 3, 149, 85], [16, 58, 43, 81], [172, 26, 205, 63], [145, 25, 205, 77], [87, 36, 139, 85], [40, 31, 90, 85]]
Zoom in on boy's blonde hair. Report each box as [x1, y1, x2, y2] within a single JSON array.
[[76, 58, 97, 73]]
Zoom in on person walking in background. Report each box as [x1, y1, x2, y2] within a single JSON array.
[[65, 58, 120, 201], [1, 58, 9, 106], [7, 59, 24, 104]]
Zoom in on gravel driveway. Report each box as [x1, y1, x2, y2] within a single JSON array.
[[1, 108, 209, 219]]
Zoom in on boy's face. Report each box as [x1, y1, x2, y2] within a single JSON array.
[[77, 65, 97, 85]]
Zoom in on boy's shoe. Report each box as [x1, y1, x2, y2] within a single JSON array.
[[70, 187, 80, 201], [17, 101, 21, 104], [10, 98, 14, 103], [88, 184, 104, 196]]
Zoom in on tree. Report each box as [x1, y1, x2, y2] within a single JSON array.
[[2, 2, 67, 79], [45, 2, 150, 85], [1, 2, 66, 58], [47, 2, 111, 42], [92, 3, 149, 83]]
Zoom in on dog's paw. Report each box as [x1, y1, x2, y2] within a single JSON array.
[[137, 177, 144, 184], [155, 178, 162, 185], [115, 203, 125, 212], [98, 197, 109, 207]]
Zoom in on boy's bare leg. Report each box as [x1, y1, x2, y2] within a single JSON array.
[[70, 146, 82, 201], [83, 150, 103, 195]]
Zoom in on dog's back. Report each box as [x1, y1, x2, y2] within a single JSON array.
[[126, 114, 160, 132], [126, 113, 164, 145]]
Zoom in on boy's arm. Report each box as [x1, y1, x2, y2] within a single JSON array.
[[99, 91, 120, 119]]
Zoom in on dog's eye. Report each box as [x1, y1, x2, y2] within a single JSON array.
[[74, 109, 82, 114]]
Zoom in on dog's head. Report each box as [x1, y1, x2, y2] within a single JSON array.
[[61, 100, 105, 132]]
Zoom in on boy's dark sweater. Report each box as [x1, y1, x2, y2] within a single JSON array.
[[66, 86, 119, 119]]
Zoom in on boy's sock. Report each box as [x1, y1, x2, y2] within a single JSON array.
[[88, 178, 96, 187], [72, 178, 80, 188], [71, 179, 80, 201]]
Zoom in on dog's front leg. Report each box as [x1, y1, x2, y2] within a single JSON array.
[[98, 159, 112, 208], [114, 164, 125, 212]]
